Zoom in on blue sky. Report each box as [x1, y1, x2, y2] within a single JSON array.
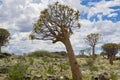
[[0, 0, 120, 55], [80, 0, 120, 22]]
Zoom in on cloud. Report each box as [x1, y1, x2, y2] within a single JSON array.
[[0, 0, 120, 55]]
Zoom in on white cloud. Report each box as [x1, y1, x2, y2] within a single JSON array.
[[0, 0, 120, 55], [108, 13, 118, 17], [81, 0, 120, 19]]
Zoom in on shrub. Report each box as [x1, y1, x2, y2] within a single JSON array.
[[47, 64, 56, 75], [89, 66, 98, 72], [76, 55, 89, 58], [5, 62, 28, 80], [110, 72, 118, 80], [0, 66, 10, 74], [58, 63, 69, 71], [29, 57, 34, 65], [27, 50, 62, 58], [86, 59, 94, 66]]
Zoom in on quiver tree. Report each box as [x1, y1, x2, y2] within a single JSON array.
[[29, 2, 82, 80], [85, 33, 100, 60], [102, 43, 119, 65], [85, 47, 91, 56], [80, 50, 84, 56], [0, 28, 10, 53]]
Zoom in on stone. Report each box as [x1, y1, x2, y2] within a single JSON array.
[[33, 74, 42, 80], [98, 72, 110, 80], [25, 74, 31, 80]]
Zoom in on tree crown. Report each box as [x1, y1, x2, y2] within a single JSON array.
[[85, 33, 100, 47], [30, 2, 80, 43], [0, 28, 10, 46], [102, 43, 119, 56]]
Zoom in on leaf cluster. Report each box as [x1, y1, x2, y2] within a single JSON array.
[[102, 43, 119, 56], [0, 28, 10, 46]]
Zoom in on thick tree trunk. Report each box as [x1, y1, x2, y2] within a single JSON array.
[[63, 38, 82, 80], [109, 56, 113, 65], [92, 46, 95, 60]]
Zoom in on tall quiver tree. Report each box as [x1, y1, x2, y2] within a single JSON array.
[[30, 2, 82, 80], [0, 28, 10, 53], [102, 43, 119, 65], [85, 33, 100, 60]]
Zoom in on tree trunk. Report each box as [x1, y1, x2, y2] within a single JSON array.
[[92, 46, 95, 60], [63, 38, 82, 80], [113, 55, 116, 60], [0, 45, 1, 54], [109, 56, 113, 65]]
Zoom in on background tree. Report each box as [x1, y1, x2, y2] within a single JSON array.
[[100, 51, 107, 58], [84, 33, 100, 60], [80, 50, 84, 56], [30, 2, 82, 80], [85, 47, 91, 56], [102, 43, 119, 65], [0, 28, 10, 54]]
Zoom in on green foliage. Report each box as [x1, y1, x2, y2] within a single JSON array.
[[47, 64, 56, 75], [0, 28, 10, 45], [83, 76, 89, 80], [100, 52, 106, 56], [86, 59, 94, 67], [0, 28, 10, 53], [89, 66, 98, 72], [76, 54, 89, 58], [30, 2, 80, 43], [29, 57, 34, 65], [110, 72, 118, 80], [5, 62, 28, 80], [85, 33, 100, 47], [17, 55, 26, 63], [102, 43, 119, 56], [58, 63, 69, 71], [42, 57, 51, 63], [102, 43, 119, 65], [0, 66, 10, 74], [27, 50, 62, 58]]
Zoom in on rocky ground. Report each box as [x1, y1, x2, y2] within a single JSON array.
[[0, 55, 120, 80]]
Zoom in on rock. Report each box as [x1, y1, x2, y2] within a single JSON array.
[[91, 72, 110, 80], [91, 76, 99, 80], [47, 74, 53, 78], [25, 74, 31, 80], [98, 72, 110, 80], [103, 72, 110, 80], [47, 74, 57, 80], [33, 74, 42, 80]]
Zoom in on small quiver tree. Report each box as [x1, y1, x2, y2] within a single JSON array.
[[85, 33, 100, 60], [0, 28, 10, 54], [102, 43, 119, 65]]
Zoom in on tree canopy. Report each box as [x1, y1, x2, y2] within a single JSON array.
[[30, 2, 80, 43], [85, 33, 100, 47], [0, 28, 10, 53], [102, 43, 119, 57], [102, 43, 119, 65]]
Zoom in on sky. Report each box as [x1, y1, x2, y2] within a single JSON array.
[[0, 0, 120, 55]]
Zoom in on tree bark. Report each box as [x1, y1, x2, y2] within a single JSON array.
[[0, 45, 1, 54], [113, 55, 116, 60], [109, 56, 113, 65], [92, 46, 95, 60], [63, 38, 82, 80]]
